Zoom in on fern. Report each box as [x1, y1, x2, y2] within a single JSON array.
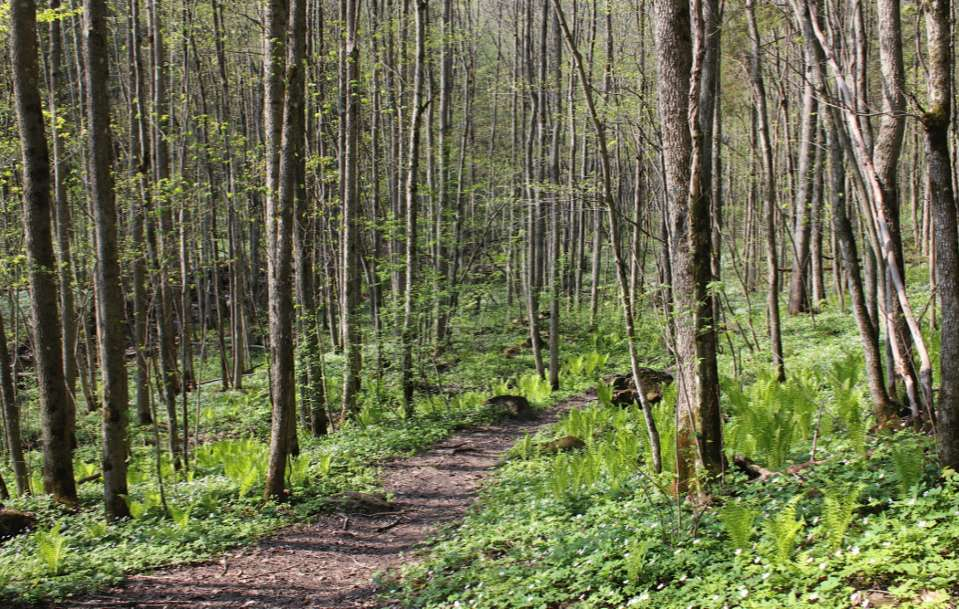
[[624, 538, 653, 582], [509, 434, 535, 460], [821, 483, 861, 550], [35, 521, 69, 575], [596, 381, 613, 408], [891, 439, 925, 499], [317, 453, 334, 477], [548, 454, 572, 499], [763, 496, 804, 565], [719, 501, 759, 551], [286, 455, 310, 488], [169, 503, 192, 529]]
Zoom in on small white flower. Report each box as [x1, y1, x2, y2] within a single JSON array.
[[850, 546, 861, 555], [735, 548, 743, 556], [738, 588, 749, 598], [819, 562, 828, 571], [808, 592, 820, 602], [762, 572, 771, 581], [657, 582, 665, 590], [679, 574, 687, 582]]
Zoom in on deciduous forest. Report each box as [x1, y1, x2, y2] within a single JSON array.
[[1, 0, 959, 607]]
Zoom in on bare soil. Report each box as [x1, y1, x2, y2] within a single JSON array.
[[56, 393, 589, 609]]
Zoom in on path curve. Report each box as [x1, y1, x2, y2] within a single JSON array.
[[57, 394, 590, 609]]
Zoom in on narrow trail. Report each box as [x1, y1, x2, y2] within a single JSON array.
[[57, 393, 591, 609]]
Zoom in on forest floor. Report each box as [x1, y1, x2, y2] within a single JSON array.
[[49, 392, 591, 609]]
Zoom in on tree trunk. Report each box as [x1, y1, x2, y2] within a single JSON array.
[[922, 0, 959, 468], [263, 0, 297, 501], [401, 0, 427, 416], [0, 309, 29, 495], [84, 0, 132, 520], [9, 0, 77, 506], [339, 0, 362, 419], [745, 0, 785, 382]]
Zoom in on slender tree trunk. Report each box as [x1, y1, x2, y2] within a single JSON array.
[[47, 0, 78, 432], [551, 0, 662, 473], [84, 0, 132, 520], [149, 0, 182, 469], [787, 37, 817, 316], [264, 0, 298, 501], [401, 0, 427, 415], [129, 0, 152, 424], [0, 309, 28, 495], [745, 0, 785, 382], [922, 0, 959, 467], [9, 0, 77, 506]]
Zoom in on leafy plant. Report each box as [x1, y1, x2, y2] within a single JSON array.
[[316, 453, 334, 477], [287, 456, 310, 488], [516, 373, 552, 405], [169, 503, 192, 529], [763, 496, 804, 565], [35, 521, 69, 575], [509, 434, 535, 460], [820, 483, 861, 550], [624, 538, 653, 582], [719, 501, 759, 551], [891, 438, 925, 499]]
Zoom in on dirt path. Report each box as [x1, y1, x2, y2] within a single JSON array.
[[58, 394, 590, 609]]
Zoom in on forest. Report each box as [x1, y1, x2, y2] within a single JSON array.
[[1, 0, 959, 607]]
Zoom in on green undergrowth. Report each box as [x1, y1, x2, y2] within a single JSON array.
[[0, 301, 622, 604], [388, 301, 958, 609]]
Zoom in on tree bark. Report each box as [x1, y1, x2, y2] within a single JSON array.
[[263, 0, 297, 501], [922, 0, 959, 468], [84, 0, 132, 520], [745, 0, 785, 382], [9, 0, 77, 506]]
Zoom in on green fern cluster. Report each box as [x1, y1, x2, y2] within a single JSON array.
[[563, 351, 609, 381], [35, 521, 69, 575], [891, 439, 925, 499], [516, 372, 553, 405], [763, 497, 804, 565], [196, 438, 268, 497], [624, 538, 653, 582], [719, 501, 759, 551], [821, 483, 862, 549]]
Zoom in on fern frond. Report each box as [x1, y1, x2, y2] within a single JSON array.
[[821, 483, 861, 549], [719, 501, 759, 551], [763, 496, 804, 565]]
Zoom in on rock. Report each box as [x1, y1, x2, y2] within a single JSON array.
[[328, 492, 397, 515], [605, 368, 674, 405], [486, 395, 536, 420], [0, 509, 37, 539], [539, 436, 586, 454]]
